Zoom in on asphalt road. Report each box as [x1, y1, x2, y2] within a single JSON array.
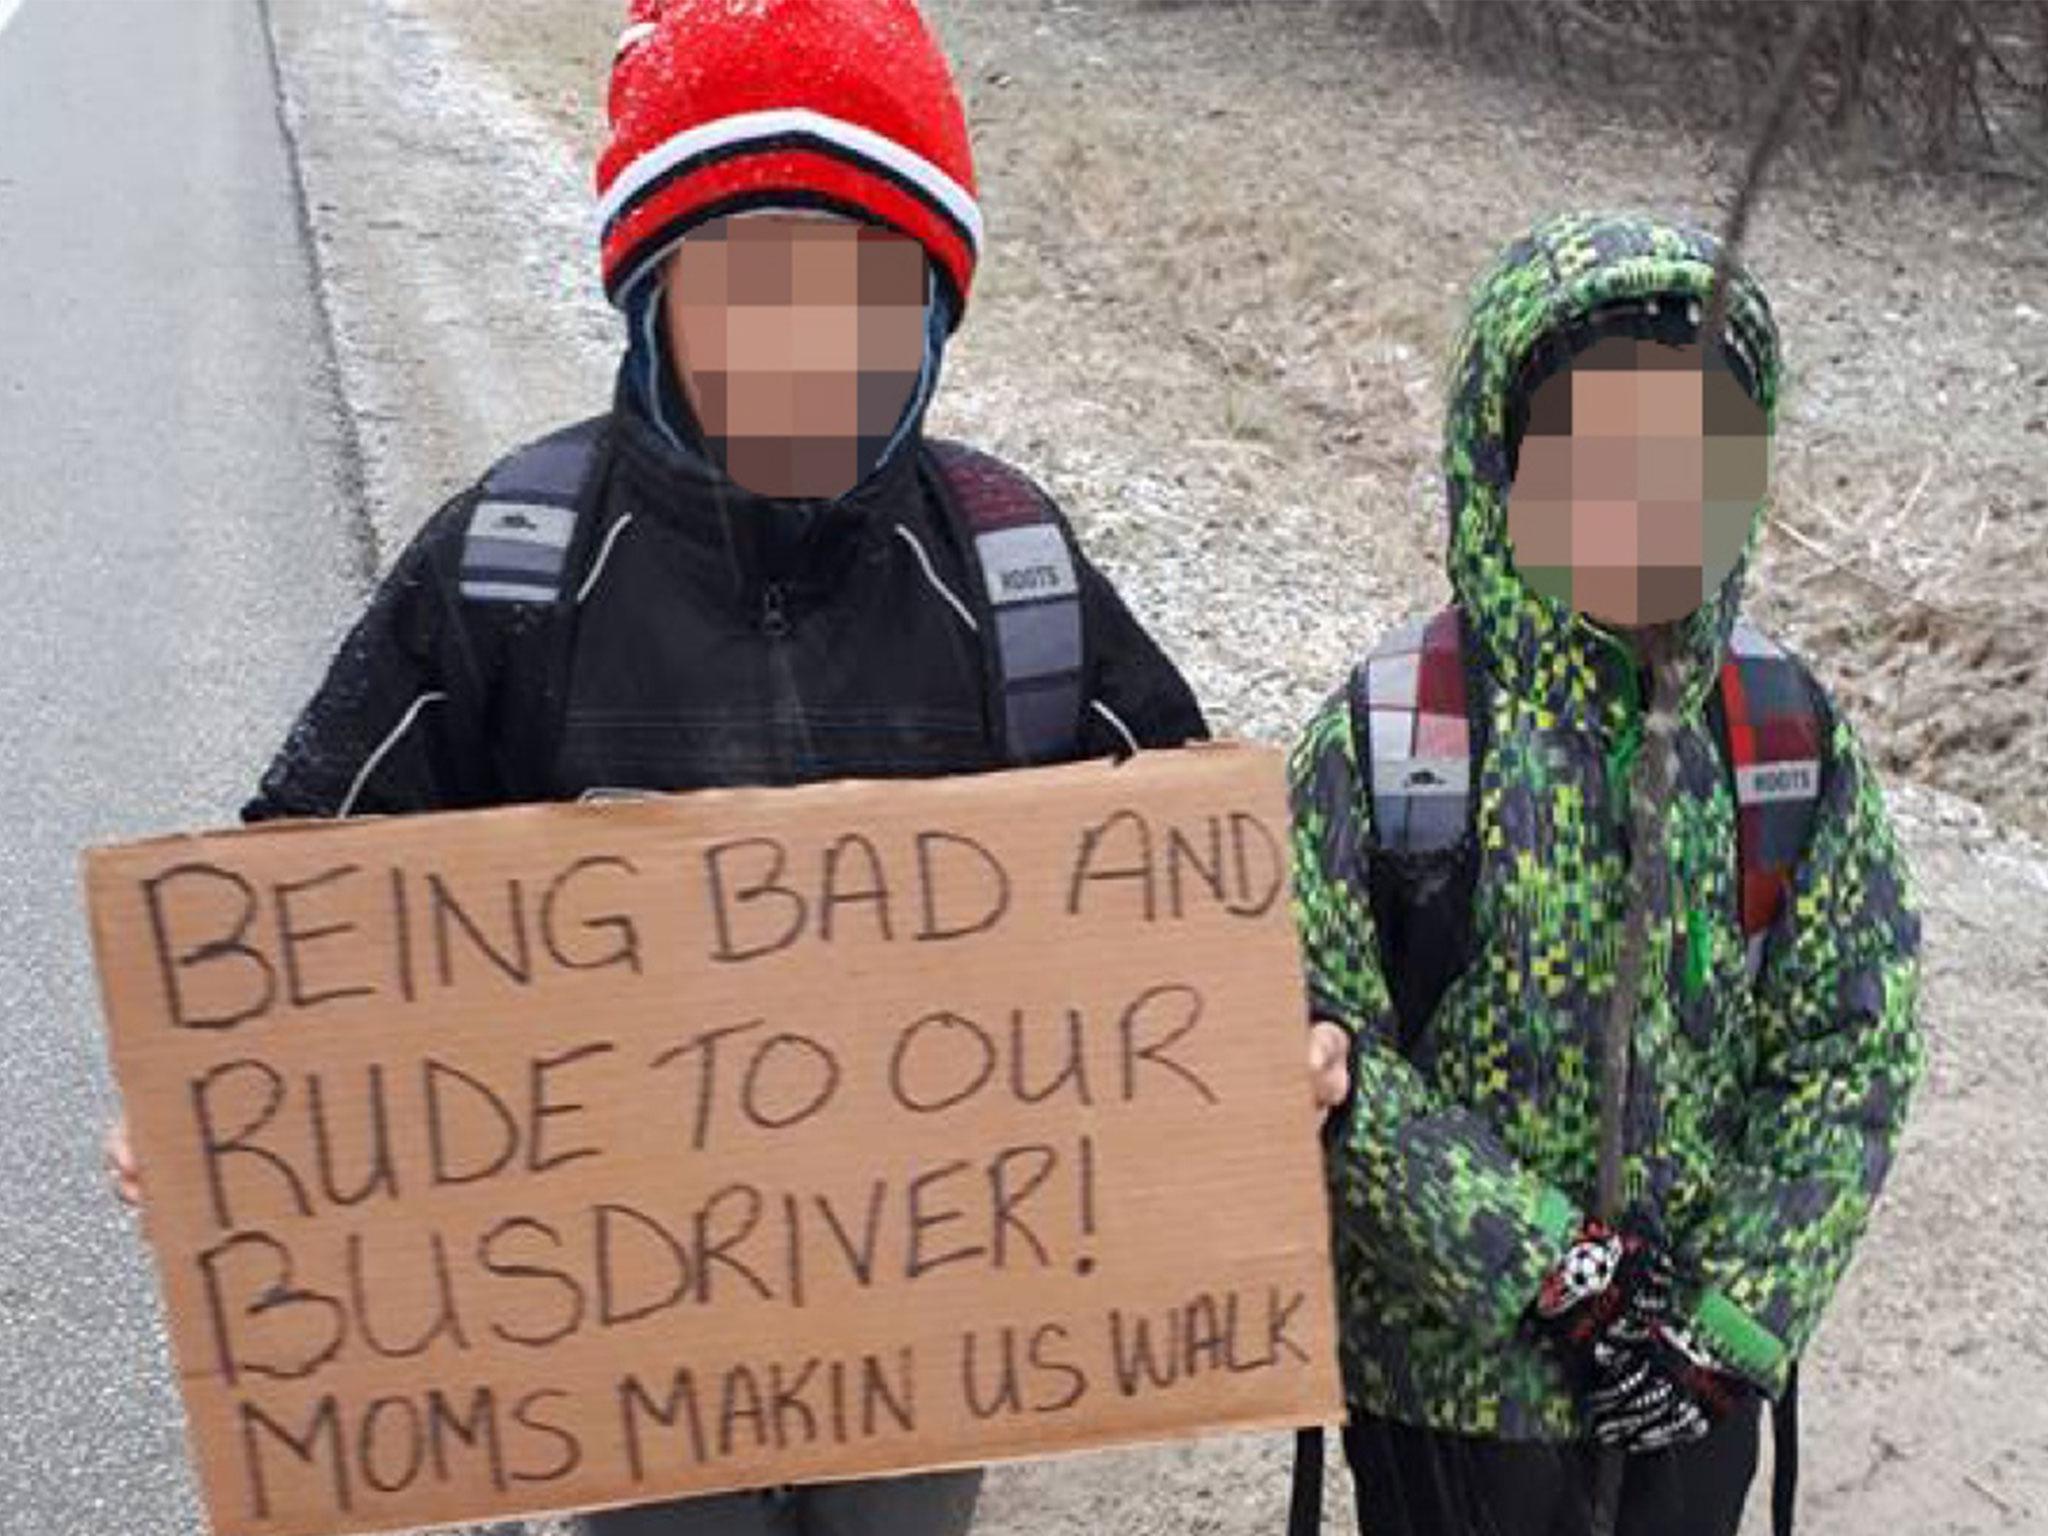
[[0, 2, 363, 1530]]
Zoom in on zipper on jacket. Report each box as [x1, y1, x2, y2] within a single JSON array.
[[1594, 628, 1715, 1003], [757, 580, 806, 775], [1593, 628, 1645, 820]]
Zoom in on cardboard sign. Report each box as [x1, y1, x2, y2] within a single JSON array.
[[85, 746, 1340, 1536]]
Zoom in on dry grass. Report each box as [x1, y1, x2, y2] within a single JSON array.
[[1312, 1, 2048, 178]]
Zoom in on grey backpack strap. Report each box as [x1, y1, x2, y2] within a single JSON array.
[[457, 416, 610, 800], [460, 418, 609, 605], [926, 440, 1086, 766], [1348, 606, 1477, 854]]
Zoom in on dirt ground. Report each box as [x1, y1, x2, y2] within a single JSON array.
[[263, 1, 2048, 1532]]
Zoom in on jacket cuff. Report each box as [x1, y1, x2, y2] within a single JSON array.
[[1500, 1186, 1584, 1332], [1692, 1287, 1792, 1397], [1533, 1185, 1582, 1248]]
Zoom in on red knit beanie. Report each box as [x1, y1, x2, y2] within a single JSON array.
[[596, 0, 981, 327]]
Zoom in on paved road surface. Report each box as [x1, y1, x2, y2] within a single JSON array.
[[0, 1, 362, 1530]]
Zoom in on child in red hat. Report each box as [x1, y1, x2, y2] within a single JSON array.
[[106, 3, 1207, 1532]]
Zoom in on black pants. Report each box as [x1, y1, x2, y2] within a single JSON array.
[[580, 1468, 982, 1536], [1343, 1401, 1760, 1536]]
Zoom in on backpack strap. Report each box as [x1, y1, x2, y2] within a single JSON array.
[[1716, 620, 1826, 982], [1345, 606, 1489, 1051], [1287, 1424, 1326, 1536], [924, 440, 1087, 766], [1348, 606, 1478, 854], [459, 419, 606, 603], [455, 416, 611, 800], [1772, 1365, 1801, 1536]]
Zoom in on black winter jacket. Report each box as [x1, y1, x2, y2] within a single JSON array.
[[246, 407, 1206, 821]]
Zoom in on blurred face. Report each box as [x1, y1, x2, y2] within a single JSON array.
[[1508, 336, 1769, 629], [662, 212, 930, 500]]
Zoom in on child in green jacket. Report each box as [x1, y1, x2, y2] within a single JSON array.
[[1290, 211, 1923, 1536]]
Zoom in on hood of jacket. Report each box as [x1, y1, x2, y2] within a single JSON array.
[[1443, 211, 1782, 734]]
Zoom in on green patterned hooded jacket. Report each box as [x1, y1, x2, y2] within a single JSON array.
[[1287, 212, 1924, 1439]]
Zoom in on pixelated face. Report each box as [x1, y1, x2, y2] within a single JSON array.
[[1508, 336, 1769, 629], [662, 212, 929, 500]]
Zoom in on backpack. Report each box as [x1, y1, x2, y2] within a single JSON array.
[[450, 417, 1092, 797], [1349, 605, 1826, 1015], [1288, 603, 1825, 1536]]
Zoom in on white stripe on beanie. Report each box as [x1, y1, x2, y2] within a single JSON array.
[[595, 106, 983, 252]]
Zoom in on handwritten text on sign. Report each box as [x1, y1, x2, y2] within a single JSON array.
[[86, 747, 1340, 1536]]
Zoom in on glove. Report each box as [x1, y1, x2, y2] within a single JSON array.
[[1532, 1218, 1744, 1452], [1531, 1218, 1675, 1355], [1587, 1314, 1745, 1452]]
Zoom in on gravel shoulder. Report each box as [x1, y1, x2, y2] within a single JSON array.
[[264, 2, 2048, 1531]]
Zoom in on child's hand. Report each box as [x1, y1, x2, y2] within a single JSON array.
[[103, 1118, 142, 1209], [1308, 1021, 1351, 1111], [1531, 1218, 1675, 1355]]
